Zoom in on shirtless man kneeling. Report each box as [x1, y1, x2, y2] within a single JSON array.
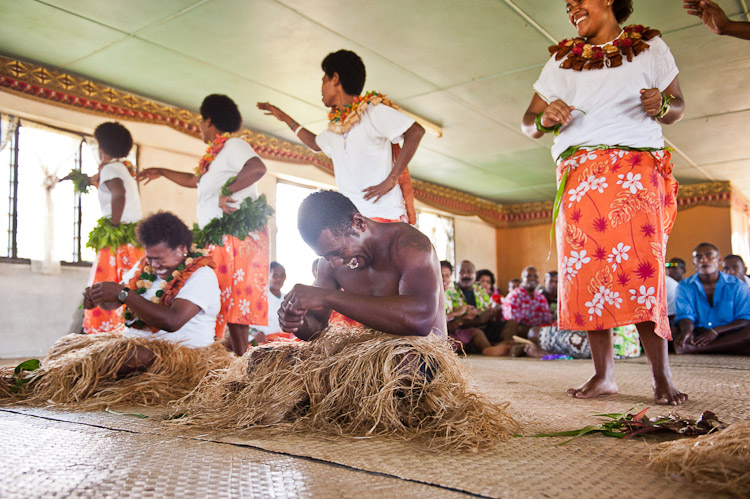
[[278, 190, 447, 340]]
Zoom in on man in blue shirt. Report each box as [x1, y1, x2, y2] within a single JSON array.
[[675, 242, 750, 354]]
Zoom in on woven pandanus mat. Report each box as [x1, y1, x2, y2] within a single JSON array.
[[2, 355, 748, 498], [0, 410, 471, 498]]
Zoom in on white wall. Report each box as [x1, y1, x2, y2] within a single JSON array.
[[453, 214, 498, 273], [0, 262, 89, 357]]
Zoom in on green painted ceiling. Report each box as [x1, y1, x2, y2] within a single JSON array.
[[1, 0, 749, 203]]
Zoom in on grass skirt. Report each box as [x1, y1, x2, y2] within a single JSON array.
[[649, 421, 750, 497], [0, 332, 233, 410], [172, 324, 517, 451]]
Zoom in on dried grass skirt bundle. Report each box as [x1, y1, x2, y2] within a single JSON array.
[[172, 325, 517, 451], [649, 420, 750, 497], [0, 332, 233, 410]]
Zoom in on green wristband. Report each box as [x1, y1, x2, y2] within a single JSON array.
[[221, 176, 236, 197], [656, 92, 673, 120], [535, 112, 562, 135]]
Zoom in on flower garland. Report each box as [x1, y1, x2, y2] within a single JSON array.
[[86, 217, 140, 251], [327, 91, 398, 135], [122, 253, 216, 332], [548, 25, 661, 71], [195, 132, 231, 177]]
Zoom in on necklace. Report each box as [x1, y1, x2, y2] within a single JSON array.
[[548, 25, 661, 71], [122, 252, 215, 332], [327, 91, 398, 135], [194, 132, 230, 177]]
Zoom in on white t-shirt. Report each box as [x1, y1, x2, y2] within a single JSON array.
[[98, 161, 142, 223], [533, 35, 679, 161], [315, 104, 414, 220], [196, 138, 260, 229], [251, 288, 284, 335], [121, 264, 221, 348]]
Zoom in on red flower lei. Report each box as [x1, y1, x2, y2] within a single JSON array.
[[548, 25, 661, 71], [194, 132, 230, 177]]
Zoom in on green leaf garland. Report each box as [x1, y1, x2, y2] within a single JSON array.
[[86, 218, 141, 252], [193, 194, 274, 249]]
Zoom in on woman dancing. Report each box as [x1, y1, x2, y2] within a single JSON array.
[[521, 0, 687, 405]]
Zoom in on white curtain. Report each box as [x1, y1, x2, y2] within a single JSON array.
[[0, 114, 19, 153]]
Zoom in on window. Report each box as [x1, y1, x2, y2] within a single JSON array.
[[274, 181, 319, 292], [416, 210, 455, 267], [1, 115, 136, 263]]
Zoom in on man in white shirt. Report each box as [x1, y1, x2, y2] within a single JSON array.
[[257, 50, 425, 222]]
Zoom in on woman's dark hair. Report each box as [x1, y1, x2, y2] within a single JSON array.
[[94, 122, 133, 158], [476, 269, 496, 288], [440, 260, 453, 273], [136, 212, 193, 250], [613, 0, 633, 24], [298, 190, 359, 247], [200, 94, 242, 133], [321, 50, 366, 96]]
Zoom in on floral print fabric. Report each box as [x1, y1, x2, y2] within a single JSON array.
[[84, 243, 144, 334], [209, 229, 269, 338], [556, 148, 677, 340], [502, 288, 552, 326]]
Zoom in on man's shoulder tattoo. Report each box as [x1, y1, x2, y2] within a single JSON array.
[[397, 231, 431, 252]]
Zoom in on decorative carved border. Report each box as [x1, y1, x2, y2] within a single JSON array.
[[0, 55, 740, 228]]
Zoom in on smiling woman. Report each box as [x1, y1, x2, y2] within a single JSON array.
[[521, 0, 688, 406]]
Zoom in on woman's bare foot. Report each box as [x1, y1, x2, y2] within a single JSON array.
[[482, 343, 511, 357], [566, 374, 618, 399], [653, 377, 688, 405], [523, 343, 549, 358]]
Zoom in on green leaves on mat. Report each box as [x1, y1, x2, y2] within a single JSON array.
[[105, 408, 149, 419], [517, 407, 726, 445], [11, 359, 42, 393], [14, 359, 40, 375]]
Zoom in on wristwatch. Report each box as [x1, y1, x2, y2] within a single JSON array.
[[117, 288, 129, 304]]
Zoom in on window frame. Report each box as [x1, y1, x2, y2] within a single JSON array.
[[0, 116, 137, 266]]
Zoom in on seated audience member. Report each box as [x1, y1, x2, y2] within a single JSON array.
[[722, 254, 750, 289], [525, 325, 641, 359], [507, 278, 521, 294], [666, 257, 687, 282], [0, 212, 231, 408], [665, 271, 679, 325], [442, 261, 508, 356], [476, 269, 503, 305], [502, 266, 552, 337], [249, 262, 298, 344], [674, 242, 750, 355], [539, 271, 558, 320], [448, 260, 515, 343]]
